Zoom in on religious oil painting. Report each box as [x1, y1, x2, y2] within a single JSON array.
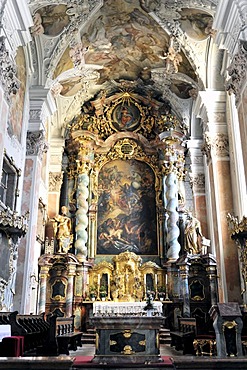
[[111, 103, 141, 131], [97, 159, 157, 255]]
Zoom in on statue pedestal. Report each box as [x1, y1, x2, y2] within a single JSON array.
[[91, 315, 164, 364]]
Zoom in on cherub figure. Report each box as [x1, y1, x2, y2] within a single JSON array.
[[159, 36, 182, 73]]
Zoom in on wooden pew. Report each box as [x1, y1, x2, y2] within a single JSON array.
[[41, 313, 82, 355], [8, 312, 49, 355], [170, 317, 197, 354], [0, 311, 82, 356], [0, 311, 49, 356]]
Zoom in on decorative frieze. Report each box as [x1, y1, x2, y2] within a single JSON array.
[[0, 36, 20, 102], [189, 173, 205, 193], [0, 209, 29, 236], [226, 40, 247, 104], [29, 109, 42, 121], [26, 130, 49, 159]]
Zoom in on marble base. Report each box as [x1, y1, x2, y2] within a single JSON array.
[[91, 315, 164, 364], [92, 354, 164, 364]]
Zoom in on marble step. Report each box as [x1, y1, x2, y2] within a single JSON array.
[[159, 327, 171, 344]]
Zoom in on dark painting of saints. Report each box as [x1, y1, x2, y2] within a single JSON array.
[[97, 159, 157, 255], [112, 103, 140, 131]]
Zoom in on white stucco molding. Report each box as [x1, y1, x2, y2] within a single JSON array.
[[1, 0, 33, 55], [193, 90, 227, 133], [29, 86, 57, 131], [213, 0, 247, 57]]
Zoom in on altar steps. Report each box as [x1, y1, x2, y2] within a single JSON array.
[[81, 329, 96, 344], [159, 327, 171, 345]]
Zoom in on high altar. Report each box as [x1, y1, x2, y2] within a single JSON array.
[[38, 91, 219, 350]]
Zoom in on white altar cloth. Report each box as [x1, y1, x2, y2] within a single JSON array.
[[93, 301, 163, 316]]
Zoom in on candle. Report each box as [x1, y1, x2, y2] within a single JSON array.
[[155, 274, 158, 286], [144, 274, 146, 286], [165, 273, 168, 286], [98, 274, 100, 286], [87, 274, 89, 285]]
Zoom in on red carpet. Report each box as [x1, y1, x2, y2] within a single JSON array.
[[73, 356, 173, 367], [74, 356, 94, 364]]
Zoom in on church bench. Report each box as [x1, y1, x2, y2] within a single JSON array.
[[170, 317, 197, 354], [41, 314, 82, 355], [0, 311, 49, 356], [56, 316, 82, 355], [9, 312, 49, 354]]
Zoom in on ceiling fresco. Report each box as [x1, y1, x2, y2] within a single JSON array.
[[29, 0, 216, 142], [50, 0, 201, 93]]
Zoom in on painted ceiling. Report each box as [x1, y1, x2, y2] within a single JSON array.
[[28, 0, 220, 164]]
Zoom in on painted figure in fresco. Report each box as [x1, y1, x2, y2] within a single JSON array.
[[184, 212, 202, 254], [53, 206, 72, 253]]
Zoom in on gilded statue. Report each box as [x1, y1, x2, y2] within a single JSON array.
[[184, 212, 202, 254], [52, 206, 73, 253]]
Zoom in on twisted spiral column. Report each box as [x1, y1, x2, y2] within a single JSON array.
[[75, 173, 89, 261], [166, 171, 180, 260]]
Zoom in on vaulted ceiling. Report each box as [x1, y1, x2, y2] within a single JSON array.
[[28, 0, 222, 168]]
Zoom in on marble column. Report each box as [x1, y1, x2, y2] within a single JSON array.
[[69, 135, 95, 262], [75, 172, 89, 261], [179, 264, 190, 317], [38, 266, 50, 314], [187, 142, 209, 239], [195, 90, 241, 303], [206, 264, 218, 306], [165, 172, 180, 261], [66, 272, 75, 317]]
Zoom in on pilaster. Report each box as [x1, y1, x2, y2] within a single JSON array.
[[14, 130, 48, 313], [196, 90, 241, 303]]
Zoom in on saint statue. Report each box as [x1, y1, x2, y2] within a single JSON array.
[[184, 212, 202, 254], [53, 206, 73, 253]]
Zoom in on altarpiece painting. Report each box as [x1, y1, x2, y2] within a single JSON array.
[[97, 159, 157, 255]]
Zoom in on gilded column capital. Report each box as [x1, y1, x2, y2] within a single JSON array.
[[160, 139, 185, 178], [67, 134, 96, 176]]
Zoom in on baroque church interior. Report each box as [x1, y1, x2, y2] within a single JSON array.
[[0, 0, 247, 367]]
